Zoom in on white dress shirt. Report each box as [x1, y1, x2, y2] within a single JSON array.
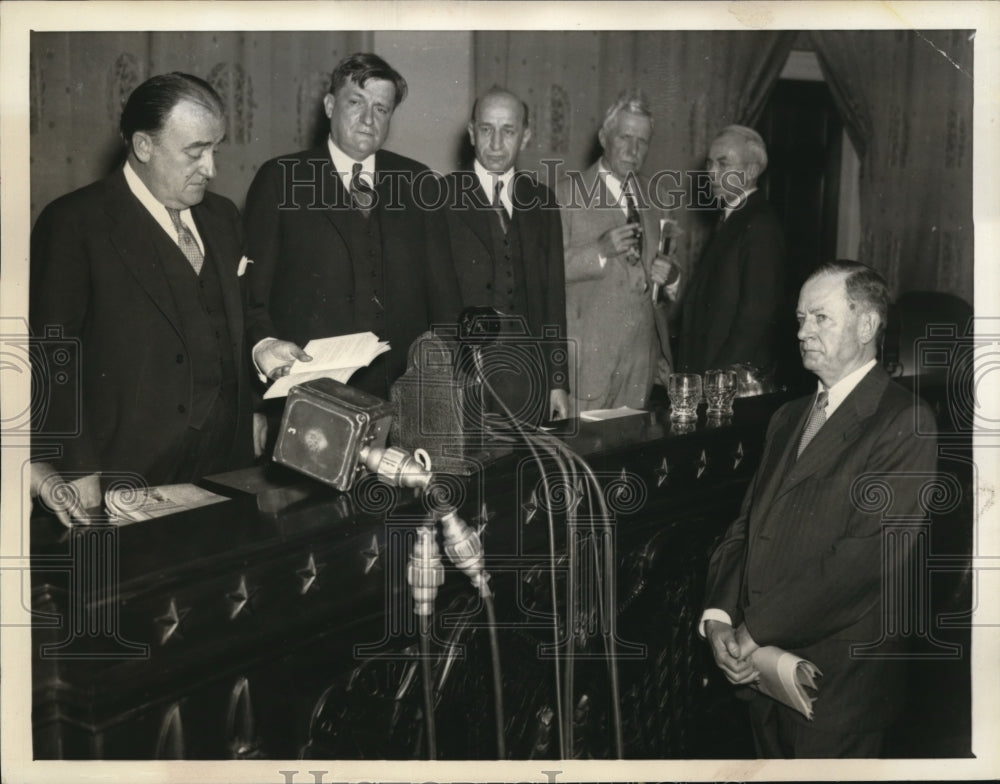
[[123, 160, 205, 254], [473, 160, 514, 216], [327, 136, 374, 193]]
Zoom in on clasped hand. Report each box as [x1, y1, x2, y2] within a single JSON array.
[[598, 223, 642, 265], [705, 620, 760, 685]]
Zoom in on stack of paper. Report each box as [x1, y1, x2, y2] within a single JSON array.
[[264, 332, 391, 399], [750, 645, 823, 720]]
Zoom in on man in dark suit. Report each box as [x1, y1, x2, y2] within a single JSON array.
[[444, 87, 569, 423], [243, 52, 461, 400], [701, 261, 938, 757], [30, 73, 282, 525], [678, 125, 785, 375]]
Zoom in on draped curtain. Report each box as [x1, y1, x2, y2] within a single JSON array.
[[30, 31, 370, 222], [473, 31, 797, 269], [811, 30, 973, 303]]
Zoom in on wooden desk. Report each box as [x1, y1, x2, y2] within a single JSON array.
[[31, 381, 971, 759]]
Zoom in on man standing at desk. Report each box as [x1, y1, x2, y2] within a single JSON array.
[[444, 87, 569, 423], [678, 125, 785, 375], [556, 90, 680, 415], [243, 52, 461, 399], [30, 73, 275, 525], [701, 261, 937, 757]]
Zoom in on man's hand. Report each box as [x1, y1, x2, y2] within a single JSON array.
[[30, 463, 101, 527], [598, 224, 641, 264], [734, 622, 760, 659], [252, 412, 268, 458], [705, 619, 759, 685], [254, 338, 312, 380], [549, 389, 570, 421]]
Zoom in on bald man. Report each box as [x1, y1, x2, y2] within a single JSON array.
[[678, 125, 786, 375], [444, 87, 569, 423]]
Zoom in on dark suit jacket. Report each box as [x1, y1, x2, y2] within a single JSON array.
[[243, 146, 462, 392], [443, 170, 568, 391], [30, 169, 254, 484], [704, 365, 938, 732], [679, 190, 785, 374]]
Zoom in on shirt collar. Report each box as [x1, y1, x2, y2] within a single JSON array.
[[327, 136, 375, 189], [473, 159, 514, 195], [123, 160, 204, 252], [821, 358, 877, 418], [722, 186, 757, 220], [598, 159, 641, 214]]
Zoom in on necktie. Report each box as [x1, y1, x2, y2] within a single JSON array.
[[797, 390, 829, 457], [351, 162, 374, 215], [166, 208, 204, 275], [492, 179, 509, 234], [625, 187, 643, 258]]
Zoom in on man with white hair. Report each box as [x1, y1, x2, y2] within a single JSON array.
[[678, 124, 786, 375], [557, 90, 680, 413]]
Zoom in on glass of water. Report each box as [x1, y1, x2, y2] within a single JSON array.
[[704, 368, 738, 417], [668, 372, 702, 421]]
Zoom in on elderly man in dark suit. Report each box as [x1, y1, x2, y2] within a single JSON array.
[[29, 72, 284, 526], [557, 90, 680, 414], [678, 125, 785, 375], [444, 87, 569, 423], [701, 260, 938, 757], [243, 52, 461, 400]]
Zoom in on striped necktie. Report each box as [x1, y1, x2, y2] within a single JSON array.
[[797, 390, 829, 457], [351, 162, 374, 215], [166, 208, 204, 275], [492, 179, 509, 234]]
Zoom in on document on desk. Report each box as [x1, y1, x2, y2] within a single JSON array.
[[104, 484, 228, 523], [579, 406, 646, 421], [750, 645, 822, 720], [263, 332, 391, 399]]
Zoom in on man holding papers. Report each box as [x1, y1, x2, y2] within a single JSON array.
[[700, 261, 938, 757], [244, 53, 461, 400]]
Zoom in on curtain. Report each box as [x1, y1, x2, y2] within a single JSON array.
[[811, 30, 973, 303], [473, 30, 797, 274], [30, 31, 370, 222]]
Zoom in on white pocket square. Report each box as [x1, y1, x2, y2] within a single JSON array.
[[237, 256, 253, 277]]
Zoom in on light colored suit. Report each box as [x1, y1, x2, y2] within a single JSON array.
[[557, 163, 672, 412]]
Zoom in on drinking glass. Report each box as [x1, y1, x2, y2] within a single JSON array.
[[667, 372, 702, 421], [704, 368, 738, 416]]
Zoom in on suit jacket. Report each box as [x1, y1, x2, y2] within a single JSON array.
[[704, 365, 938, 732], [243, 146, 462, 394], [679, 190, 785, 374], [557, 162, 672, 409], [443, 170, 567, 391], [30, 169, 254, 484]]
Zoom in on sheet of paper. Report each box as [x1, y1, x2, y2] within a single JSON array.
[[262, 332, 390, 399], [579, 406, 646, 422]]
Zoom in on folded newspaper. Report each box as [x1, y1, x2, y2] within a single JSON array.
[[750, 645, 822, 720], [264, 332, 391, 399], [104, 484, 227, 523]]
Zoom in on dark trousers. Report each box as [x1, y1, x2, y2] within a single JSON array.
[[749, 695, 885, 758]]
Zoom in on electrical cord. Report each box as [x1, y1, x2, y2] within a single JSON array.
[[483, 591, 506, 758]]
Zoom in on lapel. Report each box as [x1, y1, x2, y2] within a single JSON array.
[[105, 170, 184, 339], [775, 366, 888, 501], [634, 174, 660, 278], [452, 169, 496, 254], [749, 397, 811, 520], [190, 200, 243, 345], [314, 147, 352, 246]]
